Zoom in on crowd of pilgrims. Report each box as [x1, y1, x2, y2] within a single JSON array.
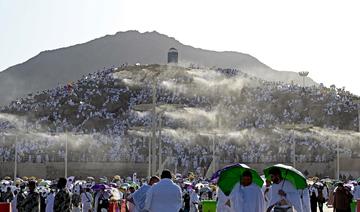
[[0, 65, 359, 169], [0, 168, 360, 212], [0, 130, 351, 172]]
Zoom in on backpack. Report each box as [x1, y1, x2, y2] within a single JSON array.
[[98, 193, 109, 210]]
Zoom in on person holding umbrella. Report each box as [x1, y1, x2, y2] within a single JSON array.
[[212, 163, 264, 212], [264, 165, 304, 212], [237, 170, 265, 212], [93, 185, 110, 212]]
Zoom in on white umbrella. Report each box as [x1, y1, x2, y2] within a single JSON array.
[[195, 183, 204, 189], [107, 188, 123, 201]]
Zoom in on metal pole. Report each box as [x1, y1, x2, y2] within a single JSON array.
[[212, 135, 216, 174], [65, 132, 68, 178], [358, 105, 360, 132], [14, 135, 17, 181], [151, 80, 157, 176], [303, 76, 305, 88], [293, 129, 296, 168], [148, 136, 151, 177], [174, 157, 177, 175], [357, 100, 360, 132], [336, 139, 340, 180], [158, 116, 162, 173]]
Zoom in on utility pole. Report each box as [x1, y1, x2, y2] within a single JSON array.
[[212, 111, 221, 174], [147, 136, 151, 177], [14, 135, 18, 181], [291, 123, 296, 168], [211, 85, 223, 175], [212, 136, 216, 174], [356, 100, 360, 132], [174, 158, 178, 175], [65, 132, 68, 178], [293, 130, 296, 168], [337, 139, 340, 180], [292, 128, 296, 168], [151, 80, 157, 176], [158, 115, 162, 174], [296, 71, 309, 168]]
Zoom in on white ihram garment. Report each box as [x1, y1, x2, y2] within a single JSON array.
[[216, 183, 241, 212], [144, 178, 182, 212], [45, 193, 55, 212], [189, 190, 199, 212], [238, 183, 265, 212], [81, 192, 93, 212], [268, 180, 303, 212]]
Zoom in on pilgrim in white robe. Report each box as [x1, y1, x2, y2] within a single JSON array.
[[299, 188, 311, 212], [189, 190, 200, 212], [216, 182, 241, 212], [144, 178, 182, 212], [81, 191, 93, 212], [11, 195, 17, 212], [238, 183, 265, 212], [131, 184, 151, 212], [262, 185, 272, 209], [268, 180, 303, 212], [45, 192, 55, 212]]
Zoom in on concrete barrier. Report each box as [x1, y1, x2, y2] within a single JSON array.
[[0, 162, 147, 178], [1, 158, 359, 178]]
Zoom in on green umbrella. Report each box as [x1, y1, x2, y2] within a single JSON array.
[[263, 164, 307, 189], [211, 163, 263, 196]]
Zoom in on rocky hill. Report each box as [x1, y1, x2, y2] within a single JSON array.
[[0, 30, 316, 105], [0, 64, 358, 174]]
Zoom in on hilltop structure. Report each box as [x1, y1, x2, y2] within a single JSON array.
[[167, 47, 178, 64]]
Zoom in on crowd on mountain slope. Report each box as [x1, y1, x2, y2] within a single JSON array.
[[0, 65, 359, 170]]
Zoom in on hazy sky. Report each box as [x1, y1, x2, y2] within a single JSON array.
[[1, 0, 359, 95]]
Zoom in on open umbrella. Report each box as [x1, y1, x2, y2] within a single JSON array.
[[263, 164, 307, 189], [107, 187, 123, 201], [39, 180, 51, 187], [91, 184, 110, 191], [321, 178, 332, 184], [315, 182, 324, 187], [1, 180, 10, 185], [200, 186, 212, 193], [345, 183, 354, 191], [211, 163, 263, 196], [121, 183, 130, 188], [130, 182, 139, 189], [86, 176, 95, 181], [195, 183, 204, 189], [184, 181, 192, 186], [15, 178, 23, 185]]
